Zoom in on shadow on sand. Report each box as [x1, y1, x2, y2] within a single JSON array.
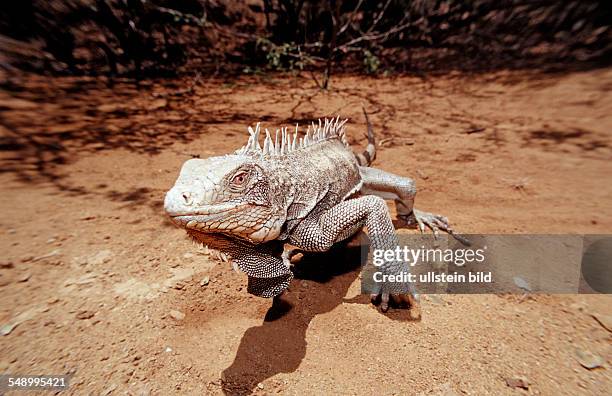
[[220, 234, 419, 395]]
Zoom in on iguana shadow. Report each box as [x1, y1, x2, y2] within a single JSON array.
[[220, 233, 417, 395]]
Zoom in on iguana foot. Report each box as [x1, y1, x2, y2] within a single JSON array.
[[281, 246, 303, 268], [401, 209, 471, 245], [370, 292, 421, 319], [400, 208, 451, 238]]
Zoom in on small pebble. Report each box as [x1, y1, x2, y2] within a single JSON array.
[[169, 310, 185, 321], [575, 349, 604, 369], [18, 273, 31, 282], [76, 310, 95, 320], [0, 261, 14, 268], [505, 376, 529, 389]]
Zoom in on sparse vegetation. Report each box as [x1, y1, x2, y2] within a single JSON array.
[[0, 0, 610, 81]]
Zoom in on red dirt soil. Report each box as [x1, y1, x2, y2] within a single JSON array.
[[1, 69, 611, 395]]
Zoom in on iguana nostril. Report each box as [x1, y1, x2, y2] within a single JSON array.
[[181, 192, 192, 205]]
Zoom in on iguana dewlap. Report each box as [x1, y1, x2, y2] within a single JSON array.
[[164, 111, 452, 313]]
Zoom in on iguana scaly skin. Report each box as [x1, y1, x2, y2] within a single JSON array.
[[164, 111, 452, 313]]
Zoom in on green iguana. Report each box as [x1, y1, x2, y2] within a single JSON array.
[[164, 110, 454, 314]]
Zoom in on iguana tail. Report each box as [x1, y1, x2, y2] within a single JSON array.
[[354, 107, 376, 166]]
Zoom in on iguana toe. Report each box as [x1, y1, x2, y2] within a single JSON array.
[[410, 209, 452, 238]]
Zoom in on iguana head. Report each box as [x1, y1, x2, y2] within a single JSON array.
[[164, 155, 287, 243]]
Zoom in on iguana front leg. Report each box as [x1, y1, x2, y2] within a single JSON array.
[[232, 245, 294, 298], [289, 195, 419, 314], [359, 166, 452, 237], [188, 231, 292, 297]]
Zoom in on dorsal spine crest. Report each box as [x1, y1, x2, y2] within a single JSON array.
[[236, 116, 349, 157]]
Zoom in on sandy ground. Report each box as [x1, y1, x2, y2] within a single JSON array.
[[1, 69, 611, 395]]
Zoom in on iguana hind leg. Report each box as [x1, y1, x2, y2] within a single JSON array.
[[359, 166, 452, 237], [289, 195, 419, 314]]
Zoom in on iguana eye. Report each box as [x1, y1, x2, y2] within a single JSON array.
[[231, 171, 248, 186]]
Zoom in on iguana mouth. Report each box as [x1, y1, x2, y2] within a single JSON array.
[[172, 214, 225, 229], [169, 203, 246, 229]]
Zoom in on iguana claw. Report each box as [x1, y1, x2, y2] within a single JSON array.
[[370, 292, 421, 319]]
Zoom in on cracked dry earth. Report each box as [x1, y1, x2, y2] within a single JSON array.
[[1, 69, 611, 395]]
